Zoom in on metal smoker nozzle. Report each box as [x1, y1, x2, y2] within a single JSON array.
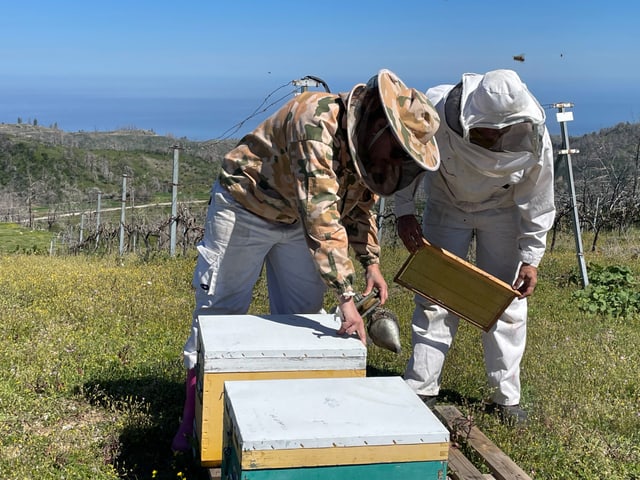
[[353, 289, 402, 354], [353, 290, 382, 318]]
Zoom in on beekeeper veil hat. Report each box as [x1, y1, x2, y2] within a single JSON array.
[[460, 69, 546, 156]]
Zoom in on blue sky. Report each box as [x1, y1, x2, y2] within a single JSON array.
[[1, 1, 639, 138]]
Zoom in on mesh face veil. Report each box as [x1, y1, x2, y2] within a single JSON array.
[[363, 123, 427, 195], [468, 121, 538, 154], [460, 70, 545, 157]]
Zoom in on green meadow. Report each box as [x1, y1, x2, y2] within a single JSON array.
[[0, 231, 639, 479], [0, 223, 53, 254]]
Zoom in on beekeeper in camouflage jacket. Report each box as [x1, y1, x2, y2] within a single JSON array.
[[172, 69, 440, 452]]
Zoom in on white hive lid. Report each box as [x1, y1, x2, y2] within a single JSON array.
[[224, 376, 450, 450], [198, 314, 367, 372]]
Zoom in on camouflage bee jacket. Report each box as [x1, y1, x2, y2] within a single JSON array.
[[218, 91, 380, 297]]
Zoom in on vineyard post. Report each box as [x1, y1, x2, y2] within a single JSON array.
[[170, 145, 182, 257], [377, 197, 386, 242], [119, 174, 128, 256], [554, 102, 589, 287], [96, 191, 102, 247]]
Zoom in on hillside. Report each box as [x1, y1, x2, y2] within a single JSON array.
[[0, 123, 238, 221], [2, 120, 640, 233], [551, 121, 640, 238], [0, 123, 237, 156]]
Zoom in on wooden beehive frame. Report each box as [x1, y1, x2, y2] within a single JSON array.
[[394, 241, 519, 332]]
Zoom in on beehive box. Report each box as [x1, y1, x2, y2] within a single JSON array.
[[394, 241, 519, 332], [221, 376, 449, 480], [195, 313, 367, 467]]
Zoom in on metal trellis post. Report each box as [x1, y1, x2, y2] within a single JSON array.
[[170, 145, 181, 257], [119, 174, 127, 256], [376, 198, 386, 243], [79, 213, 85, 243], [554, 102, 589, 287], [96, 191, 102, 247]]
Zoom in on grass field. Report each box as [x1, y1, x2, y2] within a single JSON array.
[[0, 231, 639, 479], [0, 223, 53, 254]]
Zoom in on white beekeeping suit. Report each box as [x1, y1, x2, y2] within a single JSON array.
[[395, 69, 555, 424]]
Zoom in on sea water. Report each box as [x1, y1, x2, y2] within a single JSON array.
[[1, 89, 638, 141], [0, 93, 272, 141]]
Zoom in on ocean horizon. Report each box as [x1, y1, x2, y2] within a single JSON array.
[[0, 93, 269, 141], [1, 90, 639, 141]]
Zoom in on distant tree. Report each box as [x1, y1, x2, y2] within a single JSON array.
[[555, 123, 640, 250], [17, 117, 22, 124], [33, 118, 38, 126]]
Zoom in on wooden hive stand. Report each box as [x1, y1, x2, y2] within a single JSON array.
[[433, 405, 533, 480], [207, 404, 532, 480]]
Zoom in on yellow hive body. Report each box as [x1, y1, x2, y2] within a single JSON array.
[[195, 313, 367, 467]]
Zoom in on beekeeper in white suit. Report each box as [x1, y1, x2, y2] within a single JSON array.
[[395, 69, 555, 425]]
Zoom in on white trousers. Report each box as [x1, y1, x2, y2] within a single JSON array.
[[182, 182, 326, 369], [404, 201, 528, 406]]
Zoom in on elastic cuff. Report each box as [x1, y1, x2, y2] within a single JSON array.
[[394, 202, 416, 218], [360, 258, 380, 269]]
